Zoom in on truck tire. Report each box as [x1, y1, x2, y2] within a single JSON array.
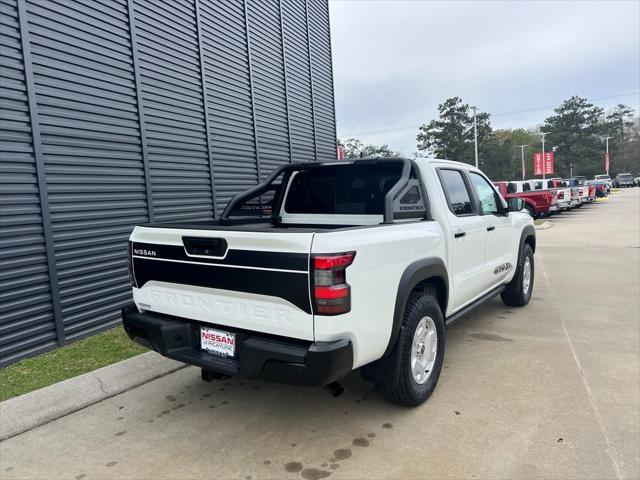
[[501, 243, 534, 307], [377, 292, 445, 407]]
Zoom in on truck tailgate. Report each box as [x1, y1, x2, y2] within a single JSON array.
[[130, 226, 314, 340]]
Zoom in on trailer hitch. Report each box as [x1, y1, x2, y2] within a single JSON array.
[[324, 381, 344, 397]]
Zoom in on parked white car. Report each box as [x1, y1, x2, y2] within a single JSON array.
[[123, 157, 535, 406]]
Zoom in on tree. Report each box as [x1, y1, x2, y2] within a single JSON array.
[[482, 128, 540, 180], [339, 137, 399, 159], [416, 97, 492, 165], [541, 96, 604, 178], [601, 104, 638, 175]]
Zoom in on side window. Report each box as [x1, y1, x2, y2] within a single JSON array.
[[438, 169, 474, 216], [469, 172, 500, 215]]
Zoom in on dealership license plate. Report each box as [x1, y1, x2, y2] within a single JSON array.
[[200, 327, 235, 357]]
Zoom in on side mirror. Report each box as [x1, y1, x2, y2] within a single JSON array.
[[508, 197, 525, 212]]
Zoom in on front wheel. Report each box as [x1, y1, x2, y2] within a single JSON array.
[[376, 293, 445, 407], [501, 243, 534, 307]]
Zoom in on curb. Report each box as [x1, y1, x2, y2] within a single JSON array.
[[534, 221, 552, 230], [0, 351, 185, 441]]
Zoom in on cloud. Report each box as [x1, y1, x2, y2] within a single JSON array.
[[329, 0, 640, 155]]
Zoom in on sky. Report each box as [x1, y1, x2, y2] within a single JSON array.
[[328, 0, 640, 155]]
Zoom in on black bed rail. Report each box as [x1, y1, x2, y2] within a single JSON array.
[[220, 157, 429, 224]]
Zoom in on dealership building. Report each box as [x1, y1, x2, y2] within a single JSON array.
[[0, 0, 337, 365]]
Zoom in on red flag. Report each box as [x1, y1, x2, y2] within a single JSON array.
[[544, 151, 554, 174], [337, 145, 344, 160], [533, 152, 543, 175], [605, 153, 610, 172]]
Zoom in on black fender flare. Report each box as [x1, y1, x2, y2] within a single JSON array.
[[385, 257, 449, 357], [518, 224, 536, 260], [361, 257, 448, 387]]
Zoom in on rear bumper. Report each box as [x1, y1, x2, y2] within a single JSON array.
[[121, 303, 353, 386]]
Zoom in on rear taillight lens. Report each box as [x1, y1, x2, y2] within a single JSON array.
[[558, 191, 564, 199], [127, 241, 136, 287], [312, 252, 355, 315]]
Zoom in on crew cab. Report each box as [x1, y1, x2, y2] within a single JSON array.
[[493, 181, 553, 218], [122, 158, 535, 406]]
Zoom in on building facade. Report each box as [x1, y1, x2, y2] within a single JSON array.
[[0, 0, 337, 366]]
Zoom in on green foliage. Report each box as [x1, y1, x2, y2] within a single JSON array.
[[339, 137, 399, 158], [601, 105, 640, 175], [541, 96, 604, 178], [0, 326, 146, 401], [481, 128, 539, 180], [414, 95, 639, 180], [416, 97, 491, 165]]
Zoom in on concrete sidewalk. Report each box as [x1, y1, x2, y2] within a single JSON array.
[[1, 189, 638, 480], [0, 352, 185, 441]]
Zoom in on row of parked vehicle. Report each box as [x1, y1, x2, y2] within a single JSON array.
[[493, 173, 634, 219], [605, 172, 639, 188]]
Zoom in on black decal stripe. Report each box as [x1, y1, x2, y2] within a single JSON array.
[[132, 242, 308, 271], [133, 257, 311, 313]]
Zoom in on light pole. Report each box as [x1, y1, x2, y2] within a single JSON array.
[[602, 136, 613, 174], [471, 106, 479, 168], [539, 131, 550, 180], [517, 145, 528, 180]]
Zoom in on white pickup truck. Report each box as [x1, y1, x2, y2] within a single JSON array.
[[123, 158, 536, 406]]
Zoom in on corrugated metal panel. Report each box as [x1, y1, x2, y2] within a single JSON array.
[[132, 0, 214, 222], [199, 0, 258, 210], [0, 0, 57, 365], [307, 0, 336, 161], [247, 0, 291, 179], [26, 0, 149, 342], [0, 0, 337, 365], [282, 0, 317, 163]]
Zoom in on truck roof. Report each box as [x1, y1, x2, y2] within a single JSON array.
[[323, 156, 483, 173]]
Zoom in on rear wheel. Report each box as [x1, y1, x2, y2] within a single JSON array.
[[501, 243, 534, 307], [376, 293, 445, 407]]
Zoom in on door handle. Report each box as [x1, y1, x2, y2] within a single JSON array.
[[487, 226, 495, 232], [454, 231, 466, 238]]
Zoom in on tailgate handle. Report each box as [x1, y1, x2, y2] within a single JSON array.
[[182, 237, 228, 257]]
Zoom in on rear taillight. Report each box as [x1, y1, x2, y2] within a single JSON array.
[[127, 241, 136, 287], [558, 191, 564, 199], [311, 252, 355, 315]]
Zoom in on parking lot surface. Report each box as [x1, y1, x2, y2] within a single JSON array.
[[1, 189, 638, 480]]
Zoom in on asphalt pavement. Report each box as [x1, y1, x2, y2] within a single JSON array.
[[1, 188, 638, 480]]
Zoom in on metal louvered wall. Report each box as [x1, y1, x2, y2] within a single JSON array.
[[0, 0, 337, 366]]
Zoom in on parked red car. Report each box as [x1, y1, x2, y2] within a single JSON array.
[[494, 181, 554, 218]]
